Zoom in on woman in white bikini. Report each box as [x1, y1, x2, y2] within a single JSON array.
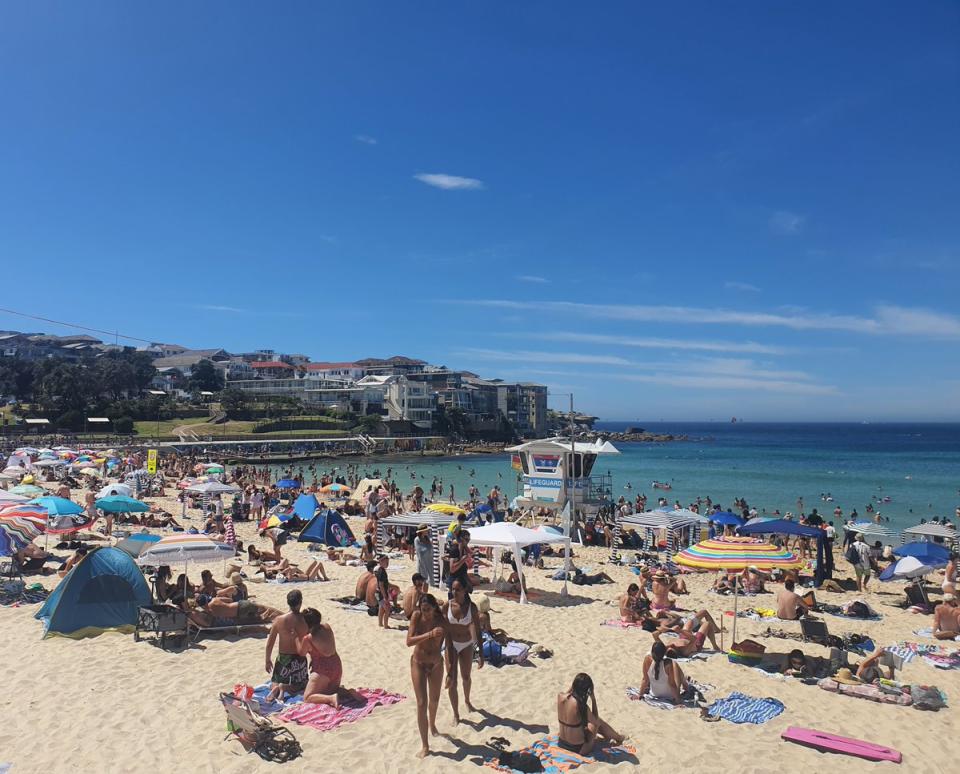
[[639, 639, 688, 703], [440, 580, 484, 724], [406, 594, 446, 758]]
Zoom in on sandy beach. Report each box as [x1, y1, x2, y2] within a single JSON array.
[[1, 484, 957, 774]]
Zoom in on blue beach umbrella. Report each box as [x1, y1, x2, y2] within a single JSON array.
[[29, 496, 84, 517], [879, 556, 935, 582], [275, 479, 301, 489], [95, 495, 150, 513], [710, 511, 744, 527], [893, 541, 950, 564]]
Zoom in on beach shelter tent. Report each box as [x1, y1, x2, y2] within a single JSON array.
[[467, 522, 570, 604], [35, 547, 150, 639], [293, 493, 322, 522], [377, 512, 455, 587], [739, 518, 833, 586], [349, 478, 383, 505], [617, 509, 704, 563], [298, 509, 356, 548], [845, 521, 896, 540], [97, 483, 132, 499]]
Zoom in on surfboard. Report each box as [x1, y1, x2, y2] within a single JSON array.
[[782, 726, 902, 763]]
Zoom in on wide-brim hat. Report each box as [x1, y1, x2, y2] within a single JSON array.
[[652, 570, 669, 580], [834, 667, 861, 685], [417, 523, 429, 533]]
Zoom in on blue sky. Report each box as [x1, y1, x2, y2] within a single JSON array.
[[1, 2, 958, 421]]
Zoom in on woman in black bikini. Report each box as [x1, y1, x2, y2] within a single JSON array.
[[406, 593, 447, 759], [556, 673, 624, 755]]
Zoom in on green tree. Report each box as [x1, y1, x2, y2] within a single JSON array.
[[221, 388, 249, 419], [188, 359, 225, 393]]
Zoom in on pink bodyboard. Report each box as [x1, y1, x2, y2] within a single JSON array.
[[782, 726, 901, 763]]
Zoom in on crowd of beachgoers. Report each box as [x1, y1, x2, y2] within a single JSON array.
[[1, 445, 958, 772]]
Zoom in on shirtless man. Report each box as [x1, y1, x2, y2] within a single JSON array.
[[403, 573, 428, 619], [265, 590, 310, 701], [619, 583, 648, 623], [355, 561, 377, 604], [934, 594, 960, 640], [776, 579, 809, 620]]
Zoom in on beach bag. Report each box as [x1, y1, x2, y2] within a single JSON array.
[[847, 601, 870, 618], [482, 638, 504, 667], [497, 751, 543, 772], [845, 544, 861, 565]]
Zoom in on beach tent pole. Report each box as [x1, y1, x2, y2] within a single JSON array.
[[513, 540, 527, 604]]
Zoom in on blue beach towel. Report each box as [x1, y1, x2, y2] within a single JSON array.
[[706, 692, 785, 724], [252, 683, 303, 714]]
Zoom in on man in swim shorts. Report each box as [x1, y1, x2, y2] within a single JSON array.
[[265, 589, 310, 699]]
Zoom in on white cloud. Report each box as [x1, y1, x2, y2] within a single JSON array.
[[519, 331, 786, 355], [770, 210, 805, 235], [354, 134, 377, 145], [458, 348, 632, 366], [195, 304, 246, 313], [725, 281, 761, 292], [459, 349, 835, 395], [457, 300, 960, 339], [414, 173, 484, 191], [516, 275, 549, 284]]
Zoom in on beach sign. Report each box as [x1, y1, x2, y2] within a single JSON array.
[[146, 449, 158, 475]]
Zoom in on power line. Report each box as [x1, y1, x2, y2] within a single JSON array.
[[0, 306, 154, 345]]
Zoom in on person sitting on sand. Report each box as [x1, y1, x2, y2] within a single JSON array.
[[355, 560, 377, 604], [620, 583, 649, 623], [155, 565, 176, 602], [934, 594, 960, 640], [847, 646, 896, 683], [776, 579, 809, 620], [407, 593, 447, 758], [650, 570, 676, 610], [297, 607, 362, 707], [475, 594, 510, 645], [493, 568, 527, 595], [556, 673, 624, 755], [403, 573, 428, 619], [640, 639, 688, 703], [57, 546, 88, 578], [265, 589, 310, 701], [741, 565, 767, 594], [198, 569, 226, 598]]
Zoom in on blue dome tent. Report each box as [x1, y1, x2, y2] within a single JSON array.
[[298, 509, 356, 548], [35, 546, 151, 639]]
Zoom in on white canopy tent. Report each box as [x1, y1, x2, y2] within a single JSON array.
[[467, 522, 570, 603]]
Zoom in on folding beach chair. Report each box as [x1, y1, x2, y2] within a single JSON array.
[[800, 617, 829, 645], [905, 583, 930, 608], [219, 692, 301, 763]]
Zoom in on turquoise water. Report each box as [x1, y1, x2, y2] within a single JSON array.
[[292, 423, 959, 530]]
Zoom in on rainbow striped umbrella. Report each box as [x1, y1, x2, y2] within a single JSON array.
[[677, 536, 802, 647], [675, 536, 802, 571], [0, 512, 46, 556]]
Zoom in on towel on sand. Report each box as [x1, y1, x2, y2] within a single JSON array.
[[625, 683, 711, 710], [485, 735, 637, 773], [279, 688, 405, 731], [706, 692, 785, 724]]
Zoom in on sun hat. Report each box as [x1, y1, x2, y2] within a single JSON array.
[[833, 667, 862, 685], [417, 523, 429, 533], [230, 572, 244, 586], [475, 594, 491, 614], [652, 569, 669, 580]]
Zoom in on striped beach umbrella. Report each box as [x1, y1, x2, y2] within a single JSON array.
[[0, 512, 46, 556], [675, 536, 803, 571], [136, 533, 236, 566], [677, 537, 802, 645], [319, 483, 351, 494]]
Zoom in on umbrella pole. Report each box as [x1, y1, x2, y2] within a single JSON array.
[[731, 579, 738, 650]]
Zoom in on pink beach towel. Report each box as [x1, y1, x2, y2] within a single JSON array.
[[278, 688, 405, 731]]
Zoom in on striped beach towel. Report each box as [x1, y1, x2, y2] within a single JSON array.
[[706, 692, 785, 724]]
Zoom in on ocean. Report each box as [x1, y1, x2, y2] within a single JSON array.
[[280, 423, 960, 531]]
